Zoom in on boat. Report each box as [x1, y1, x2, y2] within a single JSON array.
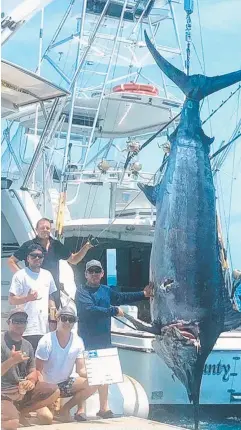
[[1, 0, 241, 409]]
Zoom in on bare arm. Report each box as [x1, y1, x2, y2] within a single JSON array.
[[76, 358, 87, 378], [26, 369, 38, 385], [9, 291, 38, 305], [35, 357, 44, 372], [7, 255, 21, 273], [1, 346, 29, 375], [48, 297, 56, 309], [67, 242, 93, 265]]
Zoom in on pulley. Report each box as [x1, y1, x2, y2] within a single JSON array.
[[184, 0, 194, 14], [126, 138, 140, 154], [97, 159, 110, 173], [130, 161, 142, 173]]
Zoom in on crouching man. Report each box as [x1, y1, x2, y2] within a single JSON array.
[[36, 306, 97, 422], [1, 309, 59, 429]]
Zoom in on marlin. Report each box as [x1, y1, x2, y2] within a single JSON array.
[[124, 31, 241, 429]]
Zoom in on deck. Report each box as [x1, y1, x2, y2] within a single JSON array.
[[21, 416, 186, 429]]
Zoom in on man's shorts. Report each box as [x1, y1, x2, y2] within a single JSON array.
[[1, 381, 57, 423], [57, 377, 77, 398]]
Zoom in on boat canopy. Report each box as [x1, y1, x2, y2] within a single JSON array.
[[1, 59, 69, 118]]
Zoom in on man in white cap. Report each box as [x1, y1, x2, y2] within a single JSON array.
[[36, 306, 98, 422], [75, 259, 153, 418]]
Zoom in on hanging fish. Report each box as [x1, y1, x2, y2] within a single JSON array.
[[124, 31, 241, 430]]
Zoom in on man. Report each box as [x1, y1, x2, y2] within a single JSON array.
[[8, 217, 93, 308], [232, 269, 241, 312], [36, 306, 98, 422], [9, 244, 57, 351], [75, 259, 153, 418], [1, 309, 59, 428]]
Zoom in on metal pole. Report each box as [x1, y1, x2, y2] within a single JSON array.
[[70, 0, 112, 90], [80, 0, 128, 175], [130, 0, 153, 37], [42, 149, 46, 215], [32, 8, 44, 190], [148, 16, 168, 98], [37, 0, 76, 73], [109, 182, 117, 219], [21, 98, 60, 189], [3, 128, 24, 176], [168, 0, 185, 71], [60, 0, 87, 188]]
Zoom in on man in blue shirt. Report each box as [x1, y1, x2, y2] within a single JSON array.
[[75, 259, 153, 419]]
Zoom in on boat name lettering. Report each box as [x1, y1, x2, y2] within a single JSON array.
[[203, 361, 231, 382]]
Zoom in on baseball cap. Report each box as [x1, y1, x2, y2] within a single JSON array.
[[57, 306, 77, 318], [86, 260, 103, 271], [8, 309, 28, 321], [26, 244, 45, 256]]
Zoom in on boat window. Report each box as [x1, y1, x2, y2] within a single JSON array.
[[107, 249, 117, 288]]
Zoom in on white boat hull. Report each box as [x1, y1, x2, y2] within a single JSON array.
[[111, 328, 241, 405]]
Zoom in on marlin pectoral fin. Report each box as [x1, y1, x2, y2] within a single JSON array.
[[138, 182, 162, 206], [123, 312, 159, 334]]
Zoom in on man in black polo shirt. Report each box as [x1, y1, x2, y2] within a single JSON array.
[[8, 218, 93, 309]]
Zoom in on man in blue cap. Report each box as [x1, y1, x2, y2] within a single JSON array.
[[75, 259, 153, 419]]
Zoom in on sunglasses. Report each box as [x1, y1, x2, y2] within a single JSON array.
[[60, 315, 77, 324], [11, 318, 28, 325], [29, 253, 44, 259], [87, 267, 102, 274]]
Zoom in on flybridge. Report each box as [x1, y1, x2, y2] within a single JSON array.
[[85, 0, 155, 21]]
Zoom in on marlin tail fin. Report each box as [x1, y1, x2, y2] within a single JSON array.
[[145, 31, 241, 100]]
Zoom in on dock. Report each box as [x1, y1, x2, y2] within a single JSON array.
[[21, 416, 186, 429]]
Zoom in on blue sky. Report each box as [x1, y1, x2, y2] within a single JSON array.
[[2, 0, 241, 269]]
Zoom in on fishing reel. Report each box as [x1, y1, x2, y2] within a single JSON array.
[[87, 234, 99, 247]]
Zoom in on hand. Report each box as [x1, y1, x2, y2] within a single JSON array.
[[143, 283, 154, 298], [116, 307, 124, 317], [87, 235, 99, 247], [26, 289, 38, 302], [21, 380, 35, 392], [11, 346, 29, 364], [85, 241, 94, 249]]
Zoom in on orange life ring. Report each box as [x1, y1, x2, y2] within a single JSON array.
[[113, 83, 159, 96]]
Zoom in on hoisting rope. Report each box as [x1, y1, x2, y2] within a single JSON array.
[[184, 0, 194, 76]]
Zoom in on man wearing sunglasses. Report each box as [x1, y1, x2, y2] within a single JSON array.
[[9, 244, 57, 352], [36, 306, 98, 423], [8, 218, 94, 309], [75, 259, 153, 419], [1, 309, 59, 428]]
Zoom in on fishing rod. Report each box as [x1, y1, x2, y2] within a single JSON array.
[[202, 84, 241, 126], [123, 112, 181, 171], [210, 132, 241, 161]]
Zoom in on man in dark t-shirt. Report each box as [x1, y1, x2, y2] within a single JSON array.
[[8, 217, 93, 309], [1, 309, 59, 428]]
